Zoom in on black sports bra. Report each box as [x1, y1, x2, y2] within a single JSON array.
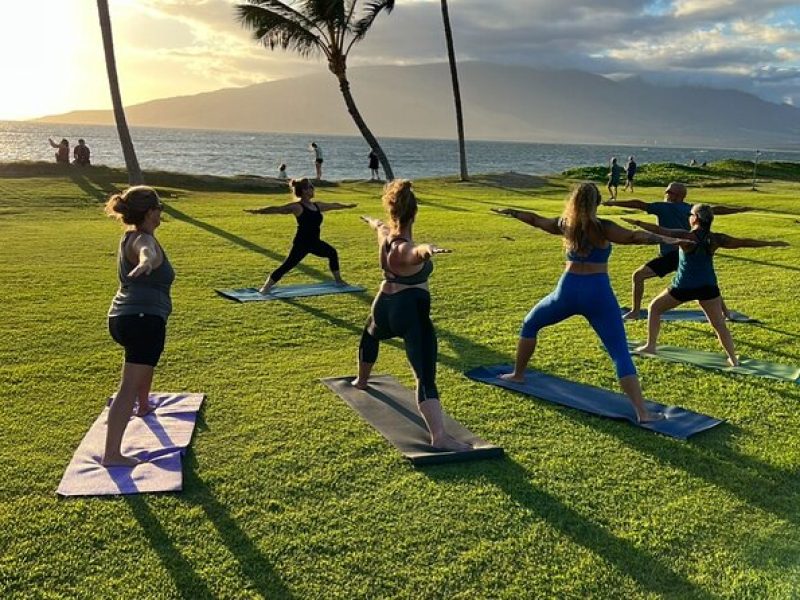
[[381, 237, 433, 285]]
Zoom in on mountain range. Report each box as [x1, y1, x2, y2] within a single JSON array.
[[35, 62, 800, 149]]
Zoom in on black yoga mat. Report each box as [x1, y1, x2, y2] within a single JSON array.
[[321, 375, 504, 465], [465, 366, 723, 440]]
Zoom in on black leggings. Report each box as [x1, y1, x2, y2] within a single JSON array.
[[270, 238, 339, 282], [359, 288, 438, 404]]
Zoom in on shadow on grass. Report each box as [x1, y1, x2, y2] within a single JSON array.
[[665, 321, 800, 362], [424, 458, 712, 599], [68, 170, 118, 202], [716, 252, 800, 274]]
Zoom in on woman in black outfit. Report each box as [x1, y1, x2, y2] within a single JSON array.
[[245, 177, 356, 294]]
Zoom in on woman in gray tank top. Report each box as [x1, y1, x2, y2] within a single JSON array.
[[104, 186, 175, 467]]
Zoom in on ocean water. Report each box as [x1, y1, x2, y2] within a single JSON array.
[[2, 120, 797, 181]]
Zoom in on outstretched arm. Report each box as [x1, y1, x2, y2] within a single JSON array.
[[244, 202, 299, 215], [602, 220, 692, 247], [491, 208, 562, 235], [621, 217, 693, 239], [360, 215, 390, 237], [127, 234, 161, 278], [711, 204, 753, 215], [48, 138, 59, 148], [316, 201, 357, 212], [715, 233, 789, 249], [603, 199, 649, 210]]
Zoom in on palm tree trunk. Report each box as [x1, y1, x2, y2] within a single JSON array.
[[440, 0, 468, 181], [335, 74, 394, 181], [97, 0, 144, 185]]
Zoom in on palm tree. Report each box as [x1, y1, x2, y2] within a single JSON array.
[[237, 0, 395, 180], [440, 0, 467, 181], [97, 0, 144, 185]]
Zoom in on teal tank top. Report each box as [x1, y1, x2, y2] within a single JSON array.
[[671, 229, 717, 289], [108, 231, 175, 320]]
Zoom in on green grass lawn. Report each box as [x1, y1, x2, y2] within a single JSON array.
[[1, 163, 799, 599]]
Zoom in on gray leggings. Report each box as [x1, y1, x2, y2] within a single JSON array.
[[359, 288, 438, 404]]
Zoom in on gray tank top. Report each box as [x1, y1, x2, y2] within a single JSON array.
[[108, 231, 175, 320]]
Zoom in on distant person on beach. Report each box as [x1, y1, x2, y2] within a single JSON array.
[[491, 183, 689, 423], [689, 158, 698, 167], [604, 182, 752, 319], [278, 163, 288, 180], [104, 186, 174, 466], [73, 139, 91, 166], [368, 150, 380, 180], [355, 180, 472, 450], [623, 204, 788, 365], [607, 157, 624, 200], [48, 138, 69, 164], [245, 177, 356, 294], [624, 156, 637, 193], [310, 142, 323, 180]]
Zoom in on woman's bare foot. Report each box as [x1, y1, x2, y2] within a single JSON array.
[[350, 378, 368, 390], [135, 400, 154, 417], [499, 372, 525, 384], [634, 344, 656, 354], [727, 356, 740, 367], [623, 309, 642, 320], [258, 284, 274, 295], [431, 433, 472, 452], [101, 454, 142, 468], [636, 410, 665, 424], [334, 279, 348, 287]]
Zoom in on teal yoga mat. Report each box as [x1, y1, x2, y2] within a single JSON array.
[[216, 281, 365, 302], [629, 342, 800, 382], [620, 307, 757, 323]]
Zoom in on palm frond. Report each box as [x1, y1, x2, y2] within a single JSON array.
[[304, 0, 347, 27], [350, 0, 395, 45], [237, 2, 326, 58]]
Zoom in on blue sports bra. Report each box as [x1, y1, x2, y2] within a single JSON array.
[[560, 217, 612, 263]]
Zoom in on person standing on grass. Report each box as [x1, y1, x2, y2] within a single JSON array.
[[623, 205, 789, 366], [492, 183, 691, 423], [245, 177, 356, 294], [310, 142, 323, 180], [604, 182, 752, 319], [354, 180, 471, 451], [607, 157, 624, 200], [624, 156, 637, 193], [368, 150, 380, 181], [104, 186, 174, 466]]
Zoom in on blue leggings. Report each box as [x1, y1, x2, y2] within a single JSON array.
[[520, 272, 636, 379]]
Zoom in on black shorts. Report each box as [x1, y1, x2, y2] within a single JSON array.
[[668, 285, 721, 302], [108, 314, 166, 367], [315, 158, 324, 165], [646, 252, 679, 278]]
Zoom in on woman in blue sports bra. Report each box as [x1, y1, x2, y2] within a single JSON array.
[[623, 204, 789, 366], [355, 180, 471, 451], [494, 182, 688, 423]]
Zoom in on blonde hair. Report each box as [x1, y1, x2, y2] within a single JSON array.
[[290, 177, 311, 198], [104, 186, 161, 226], [561, 183, 603, 254], [382, 180, 417, 234], [692, 203, 714, 229]]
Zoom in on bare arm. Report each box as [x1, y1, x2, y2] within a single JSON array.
[[48, 138, 59, 148], [711, 205, 753, 215], [620, 217, 694, 239], [389, 240, 451, 269], [360, 215, 390, 238], [127, 234, 162, 278], [603, 199, 649, 210], [491, 208, 562, 235], [715, 233, 789, 249], [244, 202, 299, 215], [316, 201, 357, 212], [602, 220, 691, 247]]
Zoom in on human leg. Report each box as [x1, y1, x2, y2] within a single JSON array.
[[103, 362, 154, 466], [636, 289, 681, 353], [625, 264, 657, 319], [309, 239, 344, 284], [262, 243, 309, 292], [353, 294, 392, 388], [699, 296, 738, 366]]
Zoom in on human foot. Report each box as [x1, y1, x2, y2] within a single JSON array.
[[636, 410, 665, 424], [334, 279, 348, 287], [350, 378, 369, 390], [101, 454, 142, 467], [634, 344, 656, 354], [727, 356, 740, 367], [135, 400, 154, 417], [498, 372, 525, 384], [258, 284, 274, 295], [623, 309, 642, 320], [431, 433, 472, 452]]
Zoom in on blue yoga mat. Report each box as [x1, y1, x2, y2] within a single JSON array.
[[216, 281, 365, 302], [465, 366, 723, 440], [620, 307, 757, 323]]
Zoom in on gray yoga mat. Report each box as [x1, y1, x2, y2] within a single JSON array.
[[216, 282, 365, 302], [620, 307, 758, 323], [465, 366, 723, 440], [321, 375, 504, 465], [57, 392, 205, 497], [629, 342, 800, 383]]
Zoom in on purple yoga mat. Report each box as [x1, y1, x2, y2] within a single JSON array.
[[57, 392, 205, 497]]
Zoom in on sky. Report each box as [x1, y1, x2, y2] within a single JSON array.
[[1, 0, 798, 121]]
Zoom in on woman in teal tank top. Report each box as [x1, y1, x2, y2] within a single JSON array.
[[103, 186, 174, 467], [624, 204, 789, 366]]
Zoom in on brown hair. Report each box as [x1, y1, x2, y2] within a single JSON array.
[[382, 180, 417, 233], [692, 203, 714, 229], [289, 177, 312, 198], [104, 186, 161, 226], [561, 183, 604, 254]]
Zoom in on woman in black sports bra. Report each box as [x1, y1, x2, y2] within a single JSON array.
[[245, 177, 356, 294], [354, 180, 471, 452]]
